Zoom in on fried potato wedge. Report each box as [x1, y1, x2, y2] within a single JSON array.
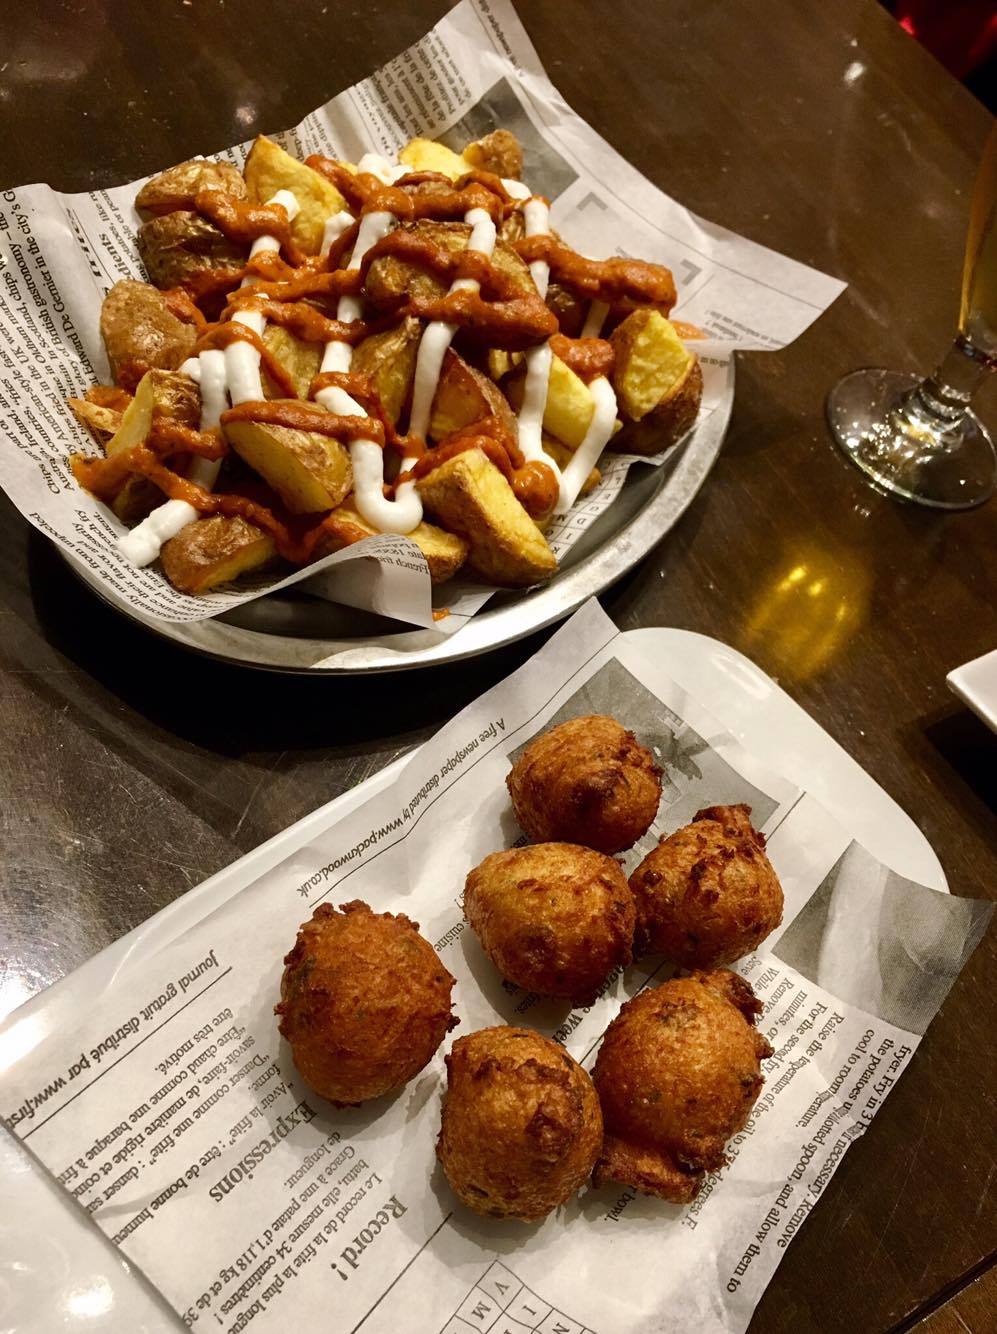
[[609, 357, 702, 456], [505, 353, 593, 449], [486, 348, 521, 383], [262, 325, 322, 400], [137, 211, 244, 291], [398, 137, 472, 181], [106, 369, 200, 457], [100, 280, 197, 391], [542, 434, 600, 498], [541, 355, 597, 448], [112, 475, 166, 526], [609, 309, 703, 455], [610, 309, 694, 418], [135, 159, 246, 215], [160, 515, 276, 594], [364, 220, 535, 310], [85, 385, 134, 412], [243, 135, 347, 255], [350, 316, 422, 424], [506, 356, 623, 452], [313, 500, 467, 584], [417, 447, 557, 587], [463, 129, 523, 180], [498, 211, 524, 245], [223, 402, 352, 514], [546, 282, 586, 338], [67, 397, 123, 442], [429, 349, 517, 443]]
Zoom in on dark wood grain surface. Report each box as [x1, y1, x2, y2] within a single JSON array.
[[1, 2, 995, 1331], [915, 1265, 997, 1333]]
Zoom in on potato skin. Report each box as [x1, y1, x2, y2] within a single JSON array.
[[364, 220, 535, 310], [592, 970, 771, 1201], [100, 280, 196, 391], [610, 357, 703, 457], [416, 447, 557, 588], [160, 514, 276, 594], [545, 282, 587, 338], [437, 1026, 602, 1221], [312, 500, 467, 585], [350, 315, 422, 424], [429, 348, 518, 444], [276, 900, 457, 1105], [112, 474, 164, 525], [464, 844, 636, 1004], [223, 403, 353, 514], [507, 715, 662, 854], [137, 211, 244, 291], [630, 804, 783, 967], [261, 326, 322, 401], [135, 159, 247, 214]]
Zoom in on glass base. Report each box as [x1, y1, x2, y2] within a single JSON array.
[[826, 368, 996, 510]]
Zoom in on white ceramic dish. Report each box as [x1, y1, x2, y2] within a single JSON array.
[[0, 626, 945, 1332]]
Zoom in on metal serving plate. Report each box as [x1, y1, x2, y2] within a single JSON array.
[[65, 363, 734, 673]]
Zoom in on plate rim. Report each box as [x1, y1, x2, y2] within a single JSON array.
[[61, 362, 735, 675]]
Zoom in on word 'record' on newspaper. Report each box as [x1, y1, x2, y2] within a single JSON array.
[[0, 0, 843, 640], [0, 600, 989, 1333]]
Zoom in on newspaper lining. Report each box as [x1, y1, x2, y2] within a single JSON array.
[[0, 0, 843, 632], [0, 599, 989, 1333]]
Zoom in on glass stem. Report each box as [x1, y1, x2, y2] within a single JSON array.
[[902, 333, 989, 429]]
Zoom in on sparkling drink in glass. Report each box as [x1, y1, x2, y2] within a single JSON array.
[[826, 126, 997, 509]]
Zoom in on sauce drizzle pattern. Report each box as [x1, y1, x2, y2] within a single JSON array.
[[89, 146, 678, 573]]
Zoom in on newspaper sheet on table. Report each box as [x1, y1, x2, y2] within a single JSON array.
[[0, 600, 988, 1334], [0, 0, 844, 633]]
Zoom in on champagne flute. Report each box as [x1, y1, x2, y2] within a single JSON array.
[[826, 124, 997, 509]]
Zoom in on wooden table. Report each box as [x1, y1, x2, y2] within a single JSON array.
[[1, 1, 994, 1329]]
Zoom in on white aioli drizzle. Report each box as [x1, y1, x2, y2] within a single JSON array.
[[313, 207, 424, 534], [356, 153, 408, 185], [407, 206, 497, 440], [304, 154, 416, 536], [117, 163, 615, 568], [117, 189, 300, 568], [554, 298, 617, 515], [554, 375, 617, 514], [507, 180, 558, 484], [581, 299, 609, 339], [332, 195, 499, 533]]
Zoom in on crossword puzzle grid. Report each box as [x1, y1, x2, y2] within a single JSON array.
[[440, 1261, 596, 1334]]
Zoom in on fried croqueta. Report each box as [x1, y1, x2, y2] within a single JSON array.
[[630, 804, 783, 967], [507, 715, 661, 854], [437, 1026, 603, 1221], [464, 843, 636, 1004], [276, 900, 457, 1105], [592, 969, 771, 1202]]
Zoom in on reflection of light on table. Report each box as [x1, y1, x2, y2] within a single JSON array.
[[65, 1275, 114, 1319], [741, 545, 870, 682]]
